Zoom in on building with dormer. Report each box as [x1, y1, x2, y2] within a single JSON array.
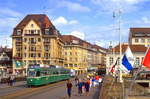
[[12, 14, 64, 75], [129, 28, 150, 46]]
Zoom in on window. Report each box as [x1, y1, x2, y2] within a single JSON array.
[[65, 52, 67, 55], [24, 38, 27, 42], [38, 53, 41, 57], [17, 29, 21, 35], [141, 39, 145, 43], [75, 52, 78, 55], [117, 58, 120, 65], [38, 38, 41, 42], [24, 53, 26, 57], [70, 58, 72, 61], [135, 39, 139, 43], [70, 52, 72, 55], [45, 29, 49, 34], [44, 45, 49, 51], [38, 30, 40, 34], [74, 64, 77, 67], [30, 38, 36, 43], [64, 64, 68, 67], [31, 30, 34, 34], [75, 58, 78, 61], [31, 24, 34, 27], [135, 57, 140, 67], [148, 39, 150, 43], [69, 64, 73, 67], [109, 57, 113, 65]]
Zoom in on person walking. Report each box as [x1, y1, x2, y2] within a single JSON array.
[[66, 80, 72, 98], [78, 79, 83, 96], [74, 76, 79, 87], [85, 80, 90, 96]]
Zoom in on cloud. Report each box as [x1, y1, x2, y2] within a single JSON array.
[[141, 17, 150, 24], [70, 31, 85, 40], [0, 8, 22, 48], [91, 0, 148, 14], [57, 1, 91, 12], [95, 40, 119, 48], [52, 16, 78, 26], [0, 7, 22, 17]]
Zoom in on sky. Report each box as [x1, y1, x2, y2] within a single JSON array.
[[1, 0, 150, 48]]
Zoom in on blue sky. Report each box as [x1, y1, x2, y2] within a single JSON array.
[[1, 0, 150, 48]]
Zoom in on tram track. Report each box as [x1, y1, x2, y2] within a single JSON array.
[[0, 80, 67, 99]]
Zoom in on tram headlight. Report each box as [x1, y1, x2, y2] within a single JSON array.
[[30, 79, 32, 81]]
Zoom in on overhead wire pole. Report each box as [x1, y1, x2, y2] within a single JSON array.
[[119, 8, 123, 83]]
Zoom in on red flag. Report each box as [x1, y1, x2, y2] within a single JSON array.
[[142, 48, 150, 69], [110, 58, 118, 73], [110, 65, 115, 73]]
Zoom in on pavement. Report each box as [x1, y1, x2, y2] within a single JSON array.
[[0, 81, 26, 89]]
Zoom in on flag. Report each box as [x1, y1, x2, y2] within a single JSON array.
[[142, 48, 150, 69], [110, 58, 118, 73], [122, 46, 135, 72]]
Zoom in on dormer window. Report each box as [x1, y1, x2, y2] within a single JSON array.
[[17, 29, 21, 35], [45, 29, 49, 34], [31, 24, 34, 27]]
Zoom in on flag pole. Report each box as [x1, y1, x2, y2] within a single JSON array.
[[119, 8, 123, 83], [125, 47, 150, 99]]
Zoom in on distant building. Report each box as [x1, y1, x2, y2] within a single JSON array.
[[106, 44, 147, 74], [62, 35, 106, 74], [129, 28, 150, 46], [12, 14, 64, 75], [0, 47, 12, 76]]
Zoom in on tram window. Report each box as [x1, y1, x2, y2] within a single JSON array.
[[36, 71, 40, 77], [28, 71, 35, 77]]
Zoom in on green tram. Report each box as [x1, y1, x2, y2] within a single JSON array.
[[27, 65, 71, 86]]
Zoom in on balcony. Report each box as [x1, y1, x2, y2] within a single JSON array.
[[43, 41, 50, 45], [24, 34, 40, 36], [16, 42, 22, 45]]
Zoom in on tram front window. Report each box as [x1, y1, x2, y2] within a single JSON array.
[[28, 71, 35, 77], [36, 71, 40, 77]]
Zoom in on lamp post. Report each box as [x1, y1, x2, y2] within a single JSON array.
[[113, 8, 123, 82]]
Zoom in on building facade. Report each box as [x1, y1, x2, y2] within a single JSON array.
[[0, 47, 12, 77], [106, 44, 147, 74], [129, 28, 150, 46], [62, 35, 106, 74], [12, 14, 64, 75]]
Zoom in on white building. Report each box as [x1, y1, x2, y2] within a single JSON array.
[[106, 44, 147, 74]]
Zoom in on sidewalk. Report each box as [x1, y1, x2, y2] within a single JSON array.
[[62, 85, 100, 99], [0, 81, 26, 89]]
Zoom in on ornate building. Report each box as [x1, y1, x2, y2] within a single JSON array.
[[12, 14, 64, 75]]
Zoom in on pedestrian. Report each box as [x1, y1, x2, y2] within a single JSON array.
[[66, 80, 72, 98], [85, 80, 90, 96], [7, 76, 11, 86], [74, 76, 79, 87], [10, 75, 14, 86], [92, 77, 96, 87], [78, 79, 83, 96], [82, 79, 86, 94]]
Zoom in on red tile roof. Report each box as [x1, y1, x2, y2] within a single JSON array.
[[16, 14, 53, 29], [130, 28, 150, 37], [12, 14, 61, 36], [111, 44, 147, 53], [62, 35, 107, 52]]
